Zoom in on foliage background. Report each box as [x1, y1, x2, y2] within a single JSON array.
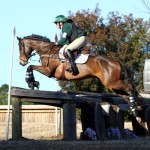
[[59, 4, 150, 93], [1, 4, 150, 123]]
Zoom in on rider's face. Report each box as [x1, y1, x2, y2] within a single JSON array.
[[56, 22, 63, 29]]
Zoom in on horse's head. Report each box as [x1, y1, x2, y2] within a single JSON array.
[[17, 37, 33, 66]]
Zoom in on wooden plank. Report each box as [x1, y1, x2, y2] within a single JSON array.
[[21, 98, 63, 107], [12, 88, 150, 106], [11, 88, 102, 107], [74, 95, 102, 107], [117, 104, 130, 110], [74, 95, 102, 102], [101, 95, 127, 104], [22, 96, 102, 108], [68, 90, 127, 105], [142, 98, 150, 104], [11, 88, 72, 100]]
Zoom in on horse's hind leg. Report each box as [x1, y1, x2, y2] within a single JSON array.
[[108, 80, 139, 116]]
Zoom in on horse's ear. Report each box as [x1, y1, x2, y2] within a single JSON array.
[[17, 36, 21, 41]]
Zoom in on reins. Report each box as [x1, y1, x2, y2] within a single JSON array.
[[22, 39, 60, 64], [40, 43, 60, 60]]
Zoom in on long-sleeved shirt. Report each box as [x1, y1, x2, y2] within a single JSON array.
[[57, 22, 86, 45]]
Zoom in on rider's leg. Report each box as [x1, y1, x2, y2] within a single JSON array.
[[65, 36, 88, 75], [59, 45, 68, 61], [65, 49, 79, 75], [66, 36, 88, 50]]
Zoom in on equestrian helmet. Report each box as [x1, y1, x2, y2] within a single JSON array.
[[54, 15, 67, 23]]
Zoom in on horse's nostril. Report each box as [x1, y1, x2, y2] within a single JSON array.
[[20, 62, 24, 66]]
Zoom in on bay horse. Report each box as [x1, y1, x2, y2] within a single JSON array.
[[17, 34, 143, 116]]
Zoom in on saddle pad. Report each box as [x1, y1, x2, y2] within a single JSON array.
[[75, 53, 89, 64], [59, 52, 89, 64]]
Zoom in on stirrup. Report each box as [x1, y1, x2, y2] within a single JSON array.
[[72, 70, 79, 75], [66, 67, 79, 75], [72, 67, 79, 75], [66, 67, 73, 73]]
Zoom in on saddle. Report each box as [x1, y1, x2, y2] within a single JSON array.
[[72, 46, 90, 57]]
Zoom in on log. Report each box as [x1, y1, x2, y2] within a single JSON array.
[[145, 105, 150, 134], [132, 107, 149, 136], [80, 103, 106, 140], [94, 103, 105, 140], [63, 103, 76, 140], [108, 106, 117, 128], [112, 105, 124, 132], [80, 104, 95, 132], [12, 97, 22, 139], [101, 104, 117, 128]]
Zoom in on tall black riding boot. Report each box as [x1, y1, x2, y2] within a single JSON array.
[[66, 50, 79, 75]]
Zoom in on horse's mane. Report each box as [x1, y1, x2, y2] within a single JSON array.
[[24, 34, 51, 42]]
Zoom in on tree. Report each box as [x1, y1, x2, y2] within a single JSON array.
[[0, 84, 9, 105], [0, 84, 33, 105], [140, 0, 150, 14], [140, 0, 150, 43], [94, 12, 150, 90], [59, 4, 150, 92]]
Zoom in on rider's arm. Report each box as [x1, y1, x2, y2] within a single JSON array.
[[57, 23, 72, 45]]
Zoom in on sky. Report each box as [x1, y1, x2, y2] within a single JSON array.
[[0, 0, 149, 92]]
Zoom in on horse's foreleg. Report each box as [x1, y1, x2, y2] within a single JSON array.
[[25, 67, 39, 89], [27, 65, 51, 77], [26, 65, 51, 89]]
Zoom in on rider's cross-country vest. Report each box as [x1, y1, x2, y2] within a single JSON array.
[[66, 19, 86, 43]]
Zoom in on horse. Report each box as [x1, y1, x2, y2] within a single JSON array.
[[17, 34, 143, 116]]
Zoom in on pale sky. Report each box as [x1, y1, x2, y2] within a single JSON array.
[[0, 0, 149, 91]]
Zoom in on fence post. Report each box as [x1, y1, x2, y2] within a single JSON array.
[[63, 102, 76, 140], [95, 102, 106, 140], [12, 97, 22, 139]]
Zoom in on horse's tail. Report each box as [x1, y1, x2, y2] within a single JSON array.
[[119, 61, 144, 106], [119, 61, 136, 90]]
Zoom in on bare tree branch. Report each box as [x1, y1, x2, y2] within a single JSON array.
[[140, 0, 150, 14]]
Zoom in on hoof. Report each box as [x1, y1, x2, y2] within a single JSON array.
[[132, 109, 139, 117], [27, 81, 40, 90], [137, 106, 142, 111], [66, 68, 79, 76]]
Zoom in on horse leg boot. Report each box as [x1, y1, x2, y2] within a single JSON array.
[[25, 68, 39, 89], [66, 50, 79, 75], [129, 95, 138, 117]]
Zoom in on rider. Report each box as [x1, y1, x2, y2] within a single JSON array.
[[54, 15, 88, 75]]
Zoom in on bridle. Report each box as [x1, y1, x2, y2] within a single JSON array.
[[19, 38, 60, 64], [19, 41, 31, 64]]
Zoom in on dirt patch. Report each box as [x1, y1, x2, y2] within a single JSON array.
[[0, 123, 83, 140], [0, 122, 133, 140], [1, 137, 150, 150], [1, 122, 150, 150]]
